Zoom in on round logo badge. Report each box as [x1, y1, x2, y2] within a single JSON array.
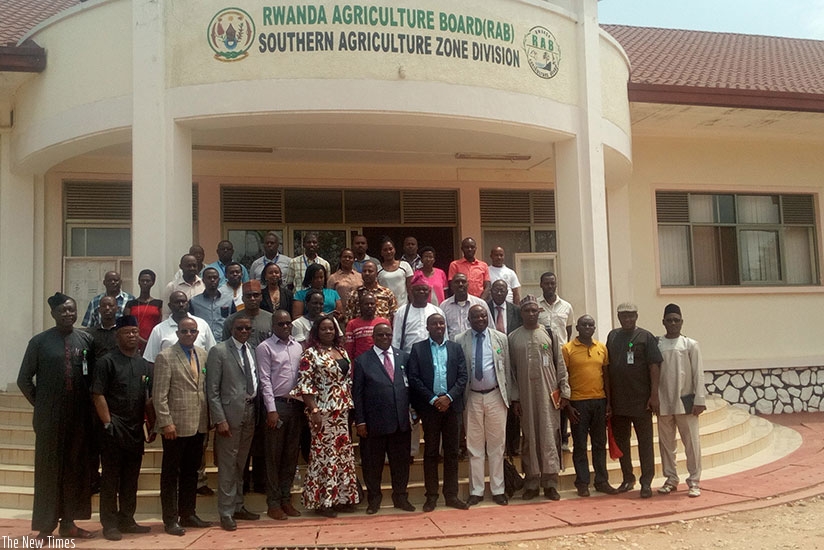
[[523, 26, 561, 79], [208, 8, 256, 62]]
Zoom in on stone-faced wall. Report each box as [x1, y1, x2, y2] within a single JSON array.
[[705, 368, 824, 415]]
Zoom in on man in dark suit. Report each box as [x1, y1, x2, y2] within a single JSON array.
[[206, 314, 261, 531], [153, 316, 212, 536], [408, 313, 468, 512], [353, 323, 416, 515], [487, 279, 523, 456]]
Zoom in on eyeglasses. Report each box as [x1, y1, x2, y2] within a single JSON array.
[[276, 322, 292, 327], [178, 329, 199, 335]]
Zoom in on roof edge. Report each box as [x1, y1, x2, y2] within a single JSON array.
[[628, 83, 824, 114], [0, 43, 46, 73]]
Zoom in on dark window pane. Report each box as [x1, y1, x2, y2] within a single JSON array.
[[345, 190, 400, 223], [285, 189, 342, 224], [535, 230, 557, 253]]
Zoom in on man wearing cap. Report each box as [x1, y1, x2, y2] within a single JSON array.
[[606, 303, 662, 499], [393, 272, 446, 353], [91, 316, 151, 541], [657, 303, 706, 498], [19, 293, 96, 541], [508, 295, 570, 501]]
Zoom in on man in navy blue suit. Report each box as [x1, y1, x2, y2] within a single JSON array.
[[408, 313, 468, 512], [353, 323, 416, 515]]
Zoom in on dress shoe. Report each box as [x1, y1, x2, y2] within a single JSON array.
[[333, 503, 356, 513], [576, 486, 591, 497], [422, 497, 438, 512], [640, 485, 653, 499], [492, 494, 508, 506], [616, 479, 636, 493], [594, 482, 619, 495], [119, 522, 152, 533], [267, 507, 287, 520], [219, 516, 237, 531], [393, 499, 415, 512], [180, 515, 212, 528], [164, 522, 186, 536], [544, 487, 561, 501], [522, 488, 539, 500], [314, 507, 337, 518], [233, 507, 260, 521], [102, 527, 122, 541], [196, 485, 215, 496], [466, 495, 483, 506], [58, 524, 95, 539], [445, 497, 469, 510], [281, 501, 301, 517], [366, 504, 380, 515]]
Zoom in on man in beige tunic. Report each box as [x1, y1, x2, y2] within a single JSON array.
[[508, 295, 570, 501]]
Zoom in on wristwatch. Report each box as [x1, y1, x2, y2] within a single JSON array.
[[311, 407, 320, 414]]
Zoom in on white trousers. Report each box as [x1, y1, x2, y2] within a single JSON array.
[[465, 389, 507, 496], [657, 413, 702, 487]]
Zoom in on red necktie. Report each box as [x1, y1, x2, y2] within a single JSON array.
[[383, 350, 394, 382], [496, 305, 505, 332]]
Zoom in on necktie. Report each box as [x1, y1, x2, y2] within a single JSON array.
[[241, 345, 255, 396], [383, 350, 394, 382], [474, 331, 484, 381], [496, 305, 505, 332], [189, 352, 199, 381]]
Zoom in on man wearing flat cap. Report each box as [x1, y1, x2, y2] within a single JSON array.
[[18, 293, 96, 541], [91, 316, 151, 540], [605, 303, 662, 499]]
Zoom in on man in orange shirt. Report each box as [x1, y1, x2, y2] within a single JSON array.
[[447, 237, 490, 298]]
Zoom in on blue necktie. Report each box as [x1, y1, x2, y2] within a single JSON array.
[[475, 332, 484, 381]]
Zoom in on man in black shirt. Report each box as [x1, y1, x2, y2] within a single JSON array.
[[605, 303, 662, 499], [92, 316, 151, 541]]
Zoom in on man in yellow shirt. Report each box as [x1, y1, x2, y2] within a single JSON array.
[[562, 315, 618, 497]]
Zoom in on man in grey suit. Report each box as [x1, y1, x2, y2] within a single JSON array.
[[457, 305, 516, 506], [353, 323, 415, 515], [205, 314, 261, 531], [152, 316, 211, 536], [487, 279, 523, 456]]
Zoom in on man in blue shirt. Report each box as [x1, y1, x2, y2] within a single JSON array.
[[408, 313, 468, 512], [205, 240, 250, 287], [189, 267, 236, 341]]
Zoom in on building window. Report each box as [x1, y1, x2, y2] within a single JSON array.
[[480, 190, 556, 255], [656, 192, 818, 286]]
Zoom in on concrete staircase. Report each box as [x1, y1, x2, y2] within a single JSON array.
[[0, 393, 801, 518]]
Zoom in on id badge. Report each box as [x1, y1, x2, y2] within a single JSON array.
[[626, 350, 634, 365], [82, 349, 89, 375], [403, 374, 409, 388], [542, 352, 550, 368]]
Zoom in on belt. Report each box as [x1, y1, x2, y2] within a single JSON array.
[[471, 386, 498, 394], [275, 396, 301, 404]]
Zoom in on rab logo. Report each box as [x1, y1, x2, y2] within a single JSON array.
[[523, 26, 560, 79], [208, 7, 256, 62]]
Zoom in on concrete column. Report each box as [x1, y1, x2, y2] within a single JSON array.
[[132, 0, 192, 285], [0, 132, 36, 388], [458, 182, 482, 256], [554, 0, 613, 337]]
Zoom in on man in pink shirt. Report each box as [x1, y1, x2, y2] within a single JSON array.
[[447, 237, 490, 298]]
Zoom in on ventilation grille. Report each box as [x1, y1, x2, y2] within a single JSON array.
[[222, 187, 284, 224], [656, 191, 690, 223], [531, 191, 555, 224], [64, 181, 131, 220], [401, 190, 458, 224], [480, 190, 555, 224], [192, 184, 199, 222], [782, 195, 815, 224]]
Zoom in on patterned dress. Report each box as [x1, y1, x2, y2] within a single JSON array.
[[291, 346, 360, 509]]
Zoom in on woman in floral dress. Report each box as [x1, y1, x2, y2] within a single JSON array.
[[291, 315, 360, 517]]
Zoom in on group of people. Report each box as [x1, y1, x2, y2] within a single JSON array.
[[17, 231, 706, 542]]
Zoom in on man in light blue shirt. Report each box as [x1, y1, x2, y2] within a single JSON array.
[[205, 240, 250, 287]]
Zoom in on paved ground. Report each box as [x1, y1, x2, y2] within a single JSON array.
[[1, 411, 822, 549]]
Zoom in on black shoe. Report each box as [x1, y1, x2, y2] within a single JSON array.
[[492, 494, 508, 506], [522, 488, 539, 500], [119, 522, 151, 534], [196, 485, 215, 496], [445, 497, 469, 510], [393, 499, 415, 512], [423, 498, 437, 512], [180, 515, 212, 528], [545, 487, 561, 501], [219, 516, 236, 531], [576, 486, 591, 497], [233, 507, 260, 521], [366, 504, 380, 515], [640, 485, 653, 498], [594, 482, 619, 495], [102, 528, 122, 541], [617, 479, 636, 493], [164, 522, 186, 536], [314, 507, 337, 518], [333, 503, 356, 513], [466, 495, 483, 506]]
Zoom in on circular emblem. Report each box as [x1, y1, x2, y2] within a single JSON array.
[[208, 8, 256, 62], [523, 26, 561, 79]]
